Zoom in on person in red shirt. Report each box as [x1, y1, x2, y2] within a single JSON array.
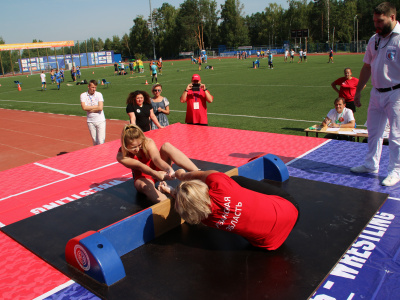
[[180, 74, 214, 125], [331, 68, 364, 113], [159, 170, 299, 250], [117, 124, 198, 203]]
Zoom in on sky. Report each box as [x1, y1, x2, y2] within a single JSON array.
[[0, 0, 289, 45]]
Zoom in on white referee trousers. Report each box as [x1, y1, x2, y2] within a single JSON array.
[[365, 88, 400, 175], [87, 120, 106, 145]]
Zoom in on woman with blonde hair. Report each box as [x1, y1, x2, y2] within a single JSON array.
[[159, 169, 299, 250], [150, 84, 170, 130], [117, 124, 198, 203]]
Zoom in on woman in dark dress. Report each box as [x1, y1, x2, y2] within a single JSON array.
[[126, 90, 163, 132]]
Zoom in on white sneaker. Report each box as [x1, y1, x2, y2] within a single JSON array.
[[382, 173, 400, 186], [350, 165, 378, 174]]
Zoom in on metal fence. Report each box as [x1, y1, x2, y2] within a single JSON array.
[[201, 41, 368, 58]]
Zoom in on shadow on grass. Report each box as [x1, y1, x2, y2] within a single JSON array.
[[281, 127, 307, 133]]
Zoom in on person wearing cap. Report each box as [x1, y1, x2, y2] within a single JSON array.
[[180, 74, 214, 125]]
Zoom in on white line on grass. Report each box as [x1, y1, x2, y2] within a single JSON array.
[[0, 99, 334, 124]]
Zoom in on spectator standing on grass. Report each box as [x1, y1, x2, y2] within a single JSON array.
[[126, 90, 163, 132], [268, 52, 274, 69], [157, 59, 163, 75], [80, 80, 106, 145], [40, 71, 46, 91], [50, 69, 55, 84], [138, 59, 144, 73], [298, 49, 303, 63], [150, 84, 170, 130], [290, 49, 294, 63], [331, 68, 364, 113], [151, 62, 158, 83], [60, 68, 65, 82], [55, 69, 62, 90], [76, 66, 81, 79], [180, 74, 213, 126], [71, 66, 76, 82], [351, 2, 400, 186], [284, 49, 288, 62], [303, 50, 307, 62], [198, 55, 202, 71], [328, 49, 334, 63]]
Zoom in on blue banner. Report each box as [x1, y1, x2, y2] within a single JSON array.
[[18, 51, 115, 72], [310, 197, 400, 300]]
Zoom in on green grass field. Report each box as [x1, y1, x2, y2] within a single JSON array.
[[0, 54, 370, 136]]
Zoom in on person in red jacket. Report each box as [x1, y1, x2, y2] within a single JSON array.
[[180, 74, 214, 125], [159, 170, 299, 250]]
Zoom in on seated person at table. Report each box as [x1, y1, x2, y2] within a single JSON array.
[[117, 124, 198, 203], [321, 97, 355, 140], [158, 170, 299, 250]]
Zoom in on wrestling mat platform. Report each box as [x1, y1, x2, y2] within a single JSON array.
[[1, 123, 399, 300]]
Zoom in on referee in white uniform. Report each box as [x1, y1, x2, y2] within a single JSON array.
[[351, 2, 400, 186]]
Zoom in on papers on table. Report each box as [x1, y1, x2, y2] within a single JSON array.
[[338, 131, 356, 135], [352, 129, 368, 134], [326, 127, 340, 132]]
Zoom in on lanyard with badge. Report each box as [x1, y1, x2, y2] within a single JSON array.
[[335, 111, 344, 124], [193, 91, 200, 110], [87, 92, 96, 106], [375, 33, 393, 51]]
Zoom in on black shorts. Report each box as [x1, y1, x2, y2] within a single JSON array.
[[345, 101, 356, 113]]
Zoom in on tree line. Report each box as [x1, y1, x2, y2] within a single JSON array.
[[1, 0, 400, 74]]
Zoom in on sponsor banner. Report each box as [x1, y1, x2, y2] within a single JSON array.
[[310, 198, 400, 300], [179, 52, 194, 56], [17, 51, 115, 72], [0, 41, 74, 51]]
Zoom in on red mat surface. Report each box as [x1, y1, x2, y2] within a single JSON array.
[[0, 123, 326, 299]]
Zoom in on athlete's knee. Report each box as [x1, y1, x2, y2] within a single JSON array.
[[160, 142, 174, 153]]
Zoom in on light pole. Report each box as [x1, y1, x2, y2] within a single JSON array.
[[354, 15, 358, 53], [356, 17, 359, 53], [149, 0, 156, 60], [327, 0, 330, 48]]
